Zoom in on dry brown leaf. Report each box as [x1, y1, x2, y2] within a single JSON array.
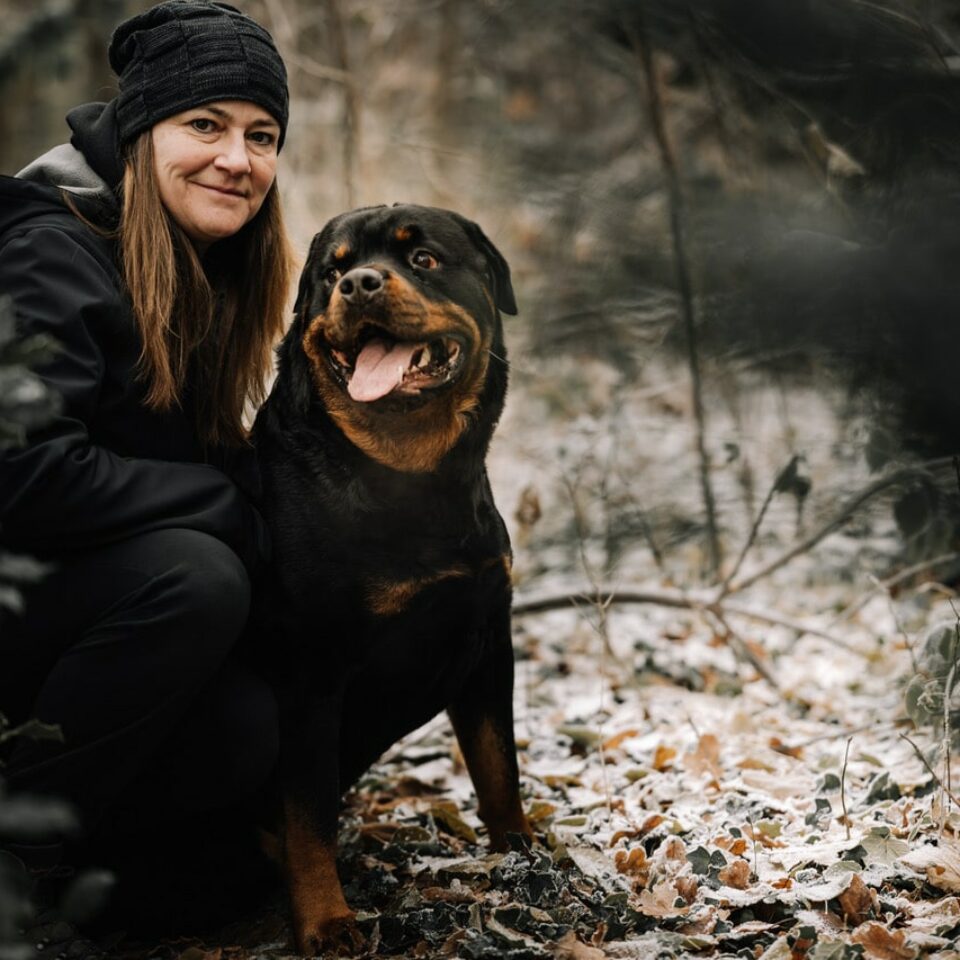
[[549, 930, 606, 959], [737, 756, 776, 773], [851, 923, 917, 960], [768, 736, 804, 760], [677, 912, 717, 935], [718, 858, 751, 890], [683, 733, 722, 777], [421, 885, 478, 904], [675, 875, 699, 904], [771, 876, 793, 890], [610, 816, 666, 848], [899, 841, 960, 893], [838, 873, 875, 927], [660, 836, 687, 861], [527, 800, 558, 823], [603, 728, 640, 751], [653, 745, 678, 771], [614, 847, 650, 886], [638, 880, 690, 918], [543, 774, 583, 788]]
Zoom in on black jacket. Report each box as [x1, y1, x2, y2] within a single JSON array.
[[0, 103, 267, 573]]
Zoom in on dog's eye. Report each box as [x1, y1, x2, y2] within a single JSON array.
[[324, 267, 342, 285], [411, 250, 439, 270]]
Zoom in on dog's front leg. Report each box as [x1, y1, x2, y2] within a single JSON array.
[[281, 691, 362, 957], [448, 604, 532, 851]]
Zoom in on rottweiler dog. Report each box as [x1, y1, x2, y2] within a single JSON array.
[[252, 204, 532, 955]]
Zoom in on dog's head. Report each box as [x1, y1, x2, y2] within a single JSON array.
[[287, 204, 517, 473]]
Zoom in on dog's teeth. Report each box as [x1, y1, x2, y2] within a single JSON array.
[[419, 345, 432, 368]]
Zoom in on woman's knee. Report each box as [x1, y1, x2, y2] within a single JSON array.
[[162, 529, 251, 633]]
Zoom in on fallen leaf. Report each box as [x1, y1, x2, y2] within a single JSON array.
[[899, 841, 960, 893], [638, 879, 690, 918], [653, 744, 678, 771], [603, 729, 640, 751], [718, 858, 751, 890], [838, 873, 874, 926], [675, 874, 699, 904], [851, 923, 917, 960], [614, 847, 650, 886], [769, 736, 804, 759], [527, 800, 558, 823], [549, 930, 606, 959], [683, 733, 722, 777]]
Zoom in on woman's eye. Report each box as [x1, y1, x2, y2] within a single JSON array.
[[190, 118, 217, 133], [411, 250, 438, 270], [249, 131, 276, 147], [324, 267, 341, 285]]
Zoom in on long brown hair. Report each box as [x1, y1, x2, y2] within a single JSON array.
[[119, 131, 294, 447]]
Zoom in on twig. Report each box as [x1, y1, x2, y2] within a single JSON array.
[[901, 733, 960, 810], [704, 607, 779, 689], [720, 459, 955, 598], [630, 10, 722, 578], [513, 587, 861, 653], [721, 455, 799, 593], [840, 737, 852, 841], [829, 552, 960, 628], [793, 723, 877, 749]]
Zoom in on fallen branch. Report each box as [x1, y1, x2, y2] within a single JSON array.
[[719, 459, 955, 598], [512, 587, 859, 652]]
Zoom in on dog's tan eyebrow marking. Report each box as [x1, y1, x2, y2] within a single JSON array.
[[333, 244, 350, 260], [394, 227, 412, 242]]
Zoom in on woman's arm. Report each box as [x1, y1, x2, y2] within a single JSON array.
[[0, 224, 267, 573]]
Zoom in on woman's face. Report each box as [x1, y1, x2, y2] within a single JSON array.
[[151, 100, 280, 250]]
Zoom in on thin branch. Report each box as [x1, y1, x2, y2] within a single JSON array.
[[829, 552, 960, 628], [629, 11, 722, 578], [704, 607, 779, 689], [721, 455, 799, 593], [840, 737, 852, 841], [719, 459, 955, 598], [513, 586, 860, 652], [901, 733, 960, 810]]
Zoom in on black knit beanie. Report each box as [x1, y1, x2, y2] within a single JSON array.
[[109, 0, 289, 149]]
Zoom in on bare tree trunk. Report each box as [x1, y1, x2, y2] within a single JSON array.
[[324, 0, 360, 208], [629, 9, 723, 579]]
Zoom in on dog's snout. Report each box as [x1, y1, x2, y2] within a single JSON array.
[[338, 267, 384, 304]]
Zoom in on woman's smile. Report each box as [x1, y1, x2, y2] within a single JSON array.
[[152, 101, 279, 250]]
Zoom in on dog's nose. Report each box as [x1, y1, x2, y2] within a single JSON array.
[[338, 267, 384, 304]]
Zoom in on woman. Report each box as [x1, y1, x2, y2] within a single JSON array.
[[0, 0, 295, 925]]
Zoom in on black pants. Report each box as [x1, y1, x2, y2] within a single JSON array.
[[0, 528, 279, 840]]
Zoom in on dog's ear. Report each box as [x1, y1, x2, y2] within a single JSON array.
[[452, 214, 518, 316], [292, 231, 327, 321]]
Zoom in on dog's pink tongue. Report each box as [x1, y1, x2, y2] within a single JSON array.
[[348, 338, 419, 402]]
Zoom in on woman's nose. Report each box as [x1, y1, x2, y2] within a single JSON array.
[[213, 133, 252, 175]]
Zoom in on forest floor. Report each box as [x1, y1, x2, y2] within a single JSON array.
[[119, 352, 960, 960]]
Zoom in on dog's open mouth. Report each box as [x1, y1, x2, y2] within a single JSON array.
[[326, 324, 465, 403]]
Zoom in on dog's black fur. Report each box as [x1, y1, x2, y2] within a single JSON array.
[[252, 204, 530, 955]]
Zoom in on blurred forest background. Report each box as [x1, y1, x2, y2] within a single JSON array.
[[5, 0, 960, 584], [7, 2, 960, 957]]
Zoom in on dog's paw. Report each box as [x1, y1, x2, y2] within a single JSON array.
[[293, 908, 364, 958]]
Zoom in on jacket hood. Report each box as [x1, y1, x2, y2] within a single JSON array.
[[4, 101, 123, 234]]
